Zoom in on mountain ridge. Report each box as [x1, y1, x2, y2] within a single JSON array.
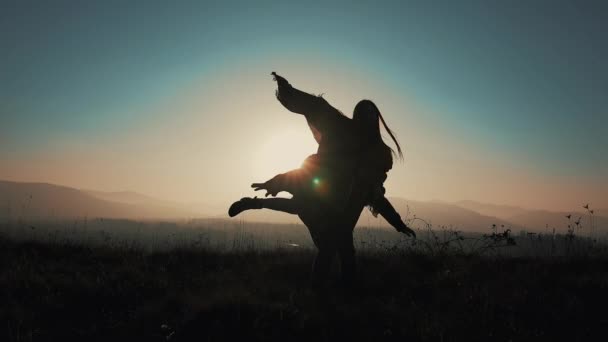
[[1, 180, 605, 234]]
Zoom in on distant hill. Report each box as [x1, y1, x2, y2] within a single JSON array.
[[1, 180, 605, 234], [234, 197, 521, 233], [505, 209, 608, 234], [452, 200, 529, 220], [383, 198, 520, 233], [237, 196, 606, 234], [0, 180, 200, 220], [86, 190, 167, 206]]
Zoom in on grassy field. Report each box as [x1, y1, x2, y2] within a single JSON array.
[[2, 228, 608, 341]]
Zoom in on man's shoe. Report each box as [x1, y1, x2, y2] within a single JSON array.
[[228, 197, 261, 217]]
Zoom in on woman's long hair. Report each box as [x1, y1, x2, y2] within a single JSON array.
[[353, 99, 404, 160]]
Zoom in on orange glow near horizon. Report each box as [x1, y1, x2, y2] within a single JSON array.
[[250, 126, 318, 184], [2, 61, 607, 213]]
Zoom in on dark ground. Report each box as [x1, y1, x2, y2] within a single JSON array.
[[2, 236, 608, 342]]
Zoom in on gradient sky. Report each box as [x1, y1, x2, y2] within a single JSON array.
[[1, 0, 607, 211]]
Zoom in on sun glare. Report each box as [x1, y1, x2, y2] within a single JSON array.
[[250, 127, 318, 183]]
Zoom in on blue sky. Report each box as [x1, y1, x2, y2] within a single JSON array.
[[1, 0, 607, 209]]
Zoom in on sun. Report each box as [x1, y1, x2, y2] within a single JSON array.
[[250, 127, 318, 184]]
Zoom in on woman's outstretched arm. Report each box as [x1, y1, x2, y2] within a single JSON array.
[[251, 167, 312, 197], [271, 72, 348, 134], [372, 196, 416, 238]]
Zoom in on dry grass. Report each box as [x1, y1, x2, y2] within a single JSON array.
[[1, 232, 608, 341]]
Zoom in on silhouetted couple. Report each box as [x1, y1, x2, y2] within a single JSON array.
[[229, 72, 415, 290]]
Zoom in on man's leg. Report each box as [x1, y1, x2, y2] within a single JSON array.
[[299, 206, 324, 249], [337, 228, 356, 286], [335, 185, 371, 287], [229, 164, 314, 217], [257, 198, 300, 214], [309, 213, 342, 290], [311, 230, 337, 290]]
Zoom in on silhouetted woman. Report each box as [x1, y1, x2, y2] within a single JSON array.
[[229, 72, 414, 287]]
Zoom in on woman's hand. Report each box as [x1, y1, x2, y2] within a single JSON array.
[[251, 181, 280, 197], [398, 225, 417, 238]]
